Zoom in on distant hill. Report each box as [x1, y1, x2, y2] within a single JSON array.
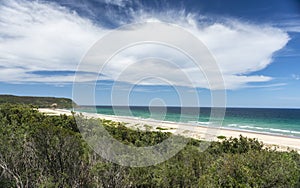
[[0, 95, 76, 109]]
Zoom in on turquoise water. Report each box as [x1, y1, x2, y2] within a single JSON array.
[[77, 106, 300, 137]]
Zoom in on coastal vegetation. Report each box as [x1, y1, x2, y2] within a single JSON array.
[[156, 126, 169, 130], [0, 95, 75, 109], [0, 104, 299, 187]]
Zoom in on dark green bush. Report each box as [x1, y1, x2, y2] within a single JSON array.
[[0, 104, 299, 187]]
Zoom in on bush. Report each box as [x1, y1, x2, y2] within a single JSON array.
[[0, 104, 299, 187]]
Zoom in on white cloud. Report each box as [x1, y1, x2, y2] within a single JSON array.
[[97, 19, 289, 89], [244, 83, 287, 89], [276, 17, 300, 33], [0, 0, 104, 82], [104, 0, 129, 7], [0, 0, 290, 90], [292, 74, 300, 80]]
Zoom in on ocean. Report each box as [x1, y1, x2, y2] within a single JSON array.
[[77, 106, 300, 138]]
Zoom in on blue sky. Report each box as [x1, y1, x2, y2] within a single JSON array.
[[0, 0, 300, 108]]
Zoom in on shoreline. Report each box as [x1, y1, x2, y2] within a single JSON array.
[[38, 108, 300, 152]]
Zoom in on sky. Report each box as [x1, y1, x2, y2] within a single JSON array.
[[0, 0, 300, 108]]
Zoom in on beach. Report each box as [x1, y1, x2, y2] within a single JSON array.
[[39, 108, 300, 152]]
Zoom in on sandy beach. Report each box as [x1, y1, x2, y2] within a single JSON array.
[[39, 108, 300, 152]]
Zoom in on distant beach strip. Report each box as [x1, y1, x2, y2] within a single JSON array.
[[39, 108, 300, 153]]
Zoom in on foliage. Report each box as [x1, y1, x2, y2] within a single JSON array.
[[208, 135, 264, 155], [0, 95, 76, 108], [156, 126, 169, 131], [217, 135, 226, 139], [0, 104, 299, 187]]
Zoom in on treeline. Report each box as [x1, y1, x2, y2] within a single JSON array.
[[0, 95, 75, 108], [0, 104, 299, 187]]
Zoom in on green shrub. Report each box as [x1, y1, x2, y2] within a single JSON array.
[[0, 104, 299, 187]]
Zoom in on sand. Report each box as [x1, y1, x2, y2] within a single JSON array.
[[38, 108, 300, 152]]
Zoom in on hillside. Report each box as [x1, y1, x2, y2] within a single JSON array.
[[0, 95, 76, 109]]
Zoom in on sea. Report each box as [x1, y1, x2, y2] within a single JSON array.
[[77, 106, 300, 138]]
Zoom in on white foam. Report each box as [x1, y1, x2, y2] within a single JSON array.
[[291, 131, 300, 134], [239, 125, 255, 129], [188, 121, 211, 125], [254, 127, 263, 130], [270, 128, 291, 133]]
